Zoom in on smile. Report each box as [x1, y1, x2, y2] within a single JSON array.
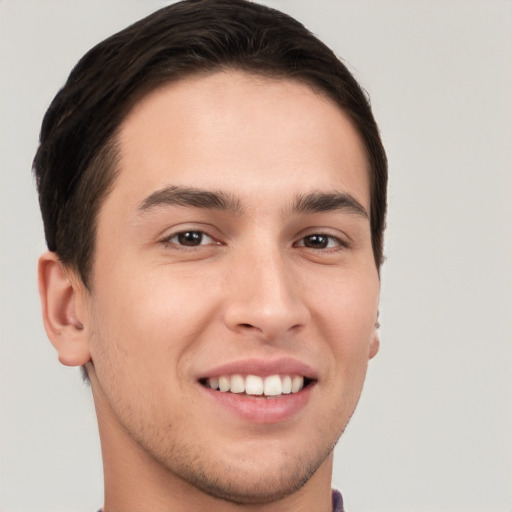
[[200, 374, 315, 398]]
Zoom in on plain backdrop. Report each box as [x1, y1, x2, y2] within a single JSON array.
[[1, 1, 511, 511]]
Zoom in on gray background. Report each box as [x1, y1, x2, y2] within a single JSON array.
[[1, 1, 511, 511]]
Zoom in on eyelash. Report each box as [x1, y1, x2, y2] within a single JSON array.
[[161, 230, 349, 251], [294, 233, 349, 251], [162, 230, 217, 248]]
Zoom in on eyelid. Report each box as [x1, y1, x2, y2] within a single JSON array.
[[159, 225, 221, 248], [295, 234, 348, 249], [168, 231, 214, 245], [293, 226, 351, 247]]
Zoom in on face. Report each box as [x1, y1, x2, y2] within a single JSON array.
[[80, 71, 380, 504]]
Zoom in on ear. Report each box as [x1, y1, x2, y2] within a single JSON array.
[[38, 252, 91, 367], [369, 312, 380, 360]]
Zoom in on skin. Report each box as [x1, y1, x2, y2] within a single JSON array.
[[39, 71, 380, 512]]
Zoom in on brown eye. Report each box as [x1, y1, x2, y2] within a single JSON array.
[[303, 234, 329, 249], [296, 234, 345, 250], [169, 231, 213, 246]]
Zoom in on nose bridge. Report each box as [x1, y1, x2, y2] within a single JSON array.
[[224, 241, 309, 339]]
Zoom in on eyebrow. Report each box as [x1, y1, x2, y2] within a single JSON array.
[[138, 185, 243, 214], [293, 191, 369, 219], [137, 185, 368, 219]]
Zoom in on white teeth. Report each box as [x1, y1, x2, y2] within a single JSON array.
[[245, 375, 264, 395], [218, 375, 230, 392], [291, 375, 304, 393], [205, 374, 308, 396], [281, 375, 292, 394], [230, 374, 245, 393], [264, 375, 282, 396]]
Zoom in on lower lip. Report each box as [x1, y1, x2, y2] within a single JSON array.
[[201, 384, 314, 424]]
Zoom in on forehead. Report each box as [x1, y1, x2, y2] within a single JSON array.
[[112, 70, 370, 210]]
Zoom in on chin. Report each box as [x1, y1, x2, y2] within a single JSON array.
[[167, 437, 336, 506], [184, 460, 315, 505]]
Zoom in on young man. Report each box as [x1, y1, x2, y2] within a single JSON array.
[[35, 1, 387, 510]]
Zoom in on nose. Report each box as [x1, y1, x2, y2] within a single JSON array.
[[222, 246, 310, 341]]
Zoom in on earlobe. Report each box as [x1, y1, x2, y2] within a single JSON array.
[[369, 314, 380, 360], [369, 332, 380, 360], [38, 252, 91, 367]]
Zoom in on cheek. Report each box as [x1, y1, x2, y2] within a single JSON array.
[[309, 267, 379, 376], [311, 265, 379, 331], [87, 265, 219, 384]]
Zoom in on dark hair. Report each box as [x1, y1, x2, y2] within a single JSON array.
[[34, 0, 387, 288]]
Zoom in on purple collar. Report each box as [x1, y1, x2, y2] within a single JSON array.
[[332, 489, 345, 511]]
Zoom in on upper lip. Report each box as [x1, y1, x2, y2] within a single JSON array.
[[198, 357, 318, 380]]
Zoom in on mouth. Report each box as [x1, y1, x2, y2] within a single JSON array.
[[199, 374, 315, 398], [197, 358, 317, 423]]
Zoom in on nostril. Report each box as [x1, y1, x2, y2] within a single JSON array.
[[240, 323, 254, 329]]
